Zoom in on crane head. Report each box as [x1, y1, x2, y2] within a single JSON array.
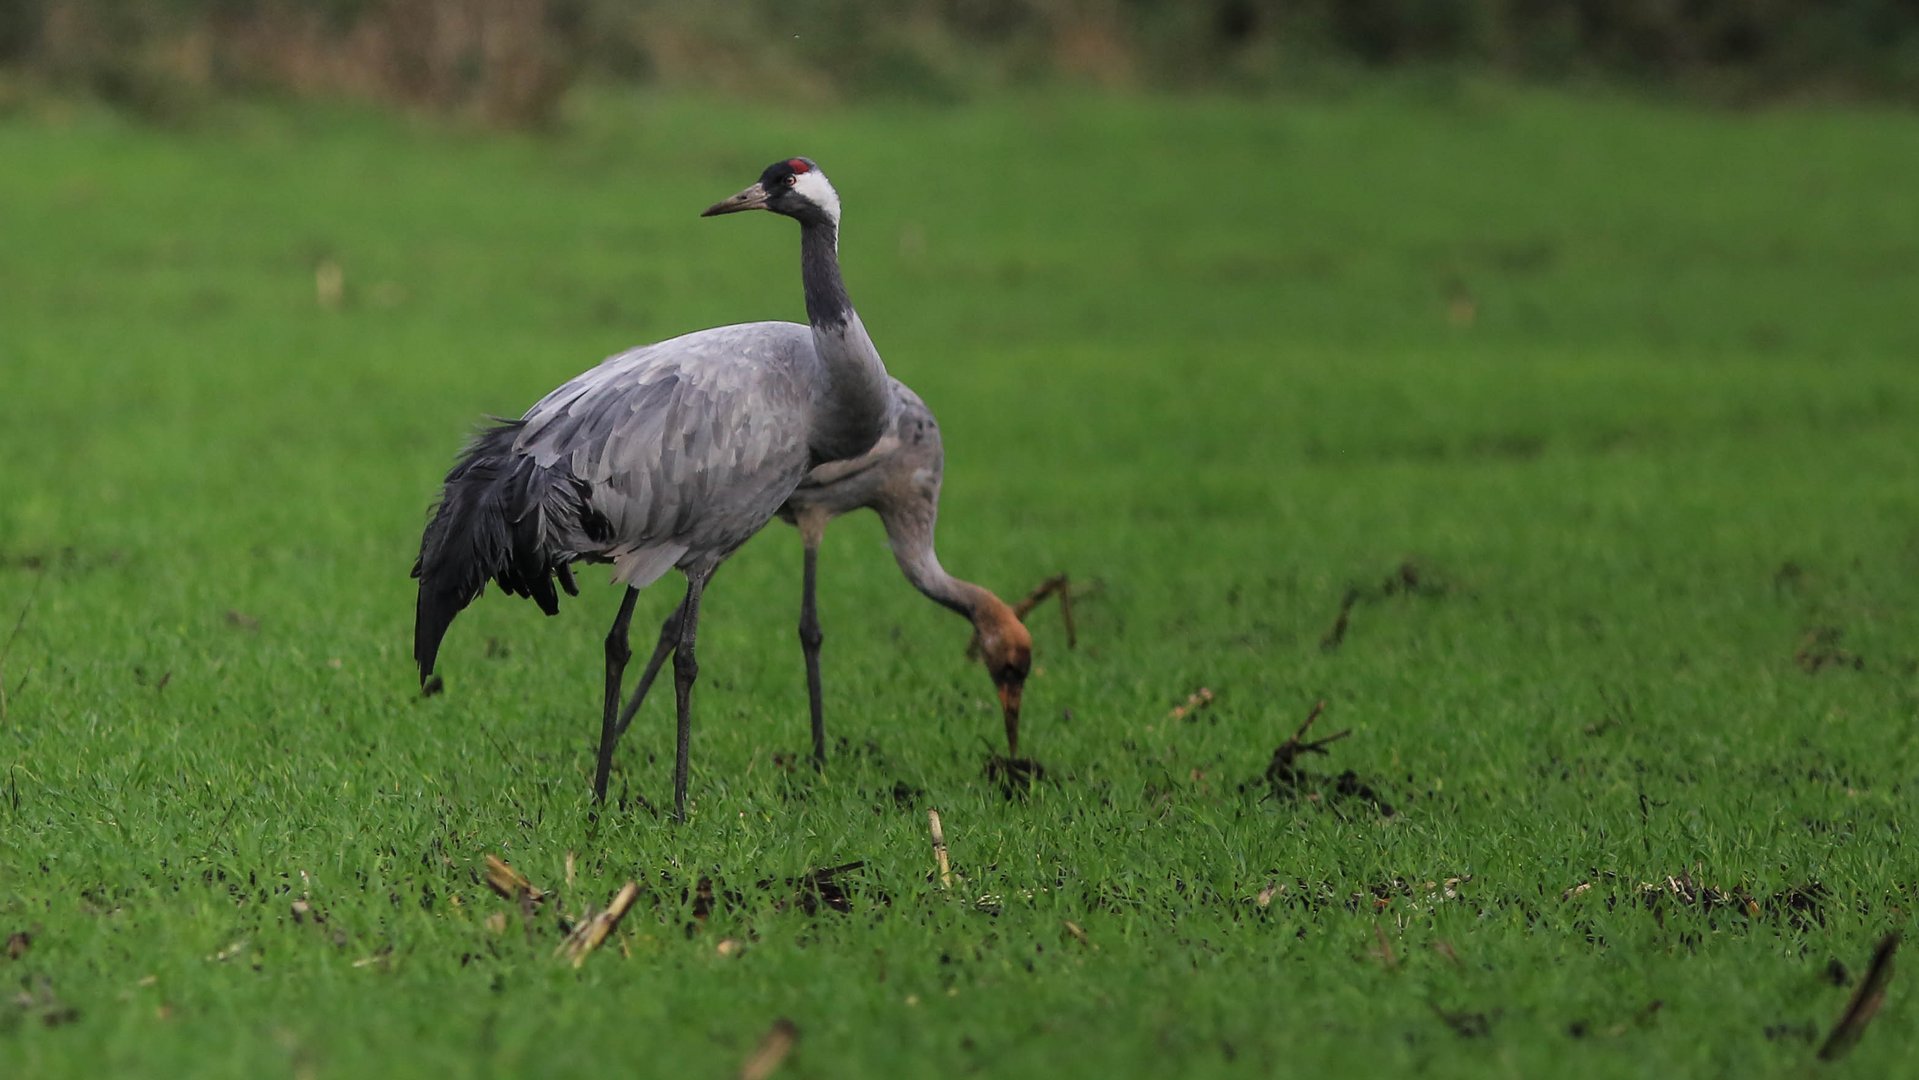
[[972, 594, 1034, 757], [702, 158, 841, 227]]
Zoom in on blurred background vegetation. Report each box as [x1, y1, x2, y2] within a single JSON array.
[[2, 0, 1917, 126]]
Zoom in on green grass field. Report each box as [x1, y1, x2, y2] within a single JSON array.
[[3, 85, 1917, 1076]]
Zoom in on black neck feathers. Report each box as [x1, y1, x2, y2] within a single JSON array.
[[800, 221, 851, 328]]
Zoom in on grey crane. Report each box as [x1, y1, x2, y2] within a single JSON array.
[[413, 157, 899, 821], [598, 377, 1046, 778]]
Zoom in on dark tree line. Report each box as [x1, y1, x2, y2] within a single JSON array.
[[3, 0, 1915, 125]]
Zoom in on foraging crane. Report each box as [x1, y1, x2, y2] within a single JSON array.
[[600, 379, 1038, 774], [413, 157, 907, 820]]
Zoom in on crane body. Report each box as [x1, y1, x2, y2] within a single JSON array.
[[413, 159, 893, 820]]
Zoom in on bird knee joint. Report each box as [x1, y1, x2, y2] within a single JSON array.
[[673, 650, 699, 682], [797, 620, 822, 648], [605, 633, 631, 665]]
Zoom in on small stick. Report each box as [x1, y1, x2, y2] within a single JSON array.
[[1011, 573, 1077, 649], [1290, 699, 1328, 743], [1320, 587, 1359, 652], [555, 881, 639, 968], [1818, 932, 1900, 1061], [928, 809, 952, 890], [737, 1018, 799, 1080], [1283, 700, 1350, 753], [1265, 700, 1352, 780]]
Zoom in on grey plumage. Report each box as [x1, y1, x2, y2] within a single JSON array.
[[412, 158, 893, 820], [607, 375, 1039, 764], [512, 322, 835, 586]]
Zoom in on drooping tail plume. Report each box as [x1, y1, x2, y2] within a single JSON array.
[[411, 420, 607, 683]]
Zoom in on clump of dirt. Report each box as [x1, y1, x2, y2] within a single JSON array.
[[1256, 701, 1396, 817], [1325, 769, 1395, 817], [1562, 871, 1829, 932], [1796, 626, 1863, 673], [769, 861, 870, 916], [1430, 1004, 1495, 1038], [984, 755, 1048, 800]]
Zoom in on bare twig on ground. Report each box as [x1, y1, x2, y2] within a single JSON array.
[[1012, 573, 1077, 649], [928, 809, 951, 890], [555, 881, 639, 968], [1265, 700, 1351, 780], [737, 1017, 799, 1080], [1818, 933, 1900, 1061], [1320, 587, 1360, 652]]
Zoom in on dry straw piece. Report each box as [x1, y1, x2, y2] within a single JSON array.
[[737, 1017, 799, 1080], [483, 855, 544, 905], [555, 882, 640, 968], [927, 809, 952, 890]]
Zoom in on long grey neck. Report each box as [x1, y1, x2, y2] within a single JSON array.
[[800, 220, 892, 462], [882, 502, 988, 622]]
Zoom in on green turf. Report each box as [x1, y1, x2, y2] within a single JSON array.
[[2, 85, 1917, 1076]]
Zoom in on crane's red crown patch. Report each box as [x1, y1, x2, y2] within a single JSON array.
[[787, 158, 811, 173]]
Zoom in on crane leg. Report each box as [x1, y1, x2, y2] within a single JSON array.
[[671, 568, 712, 823], [592, 586, 641, 804], [798, 522, 827, 770], [613, 605, 682, 742]]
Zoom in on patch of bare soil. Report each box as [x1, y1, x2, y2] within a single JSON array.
[[1796, 626, 1864, 673], [984, 755, 1049, 800]]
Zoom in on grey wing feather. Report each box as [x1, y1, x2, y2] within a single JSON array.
[[783, 378, 943, 520], [515, 322, 818, 585]]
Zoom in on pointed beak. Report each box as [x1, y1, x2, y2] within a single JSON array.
[[997, 680, 1024, 758], [702, 181, 770, 217]]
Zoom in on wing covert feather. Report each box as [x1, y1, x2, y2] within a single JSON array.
[[512, 323, 817, 560]]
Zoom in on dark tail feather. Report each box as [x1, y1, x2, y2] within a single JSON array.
[[411, 420, 608, 684]]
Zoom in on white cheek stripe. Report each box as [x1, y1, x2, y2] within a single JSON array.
[[793, 170, 841, 225]]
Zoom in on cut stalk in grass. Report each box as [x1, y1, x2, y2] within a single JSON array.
[[737, 1018, 798, 1080], [483, 854, 545, 934], [482, 855, 543, 906], [927, 809, 951, 890], [556, 882, 639, 968]]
